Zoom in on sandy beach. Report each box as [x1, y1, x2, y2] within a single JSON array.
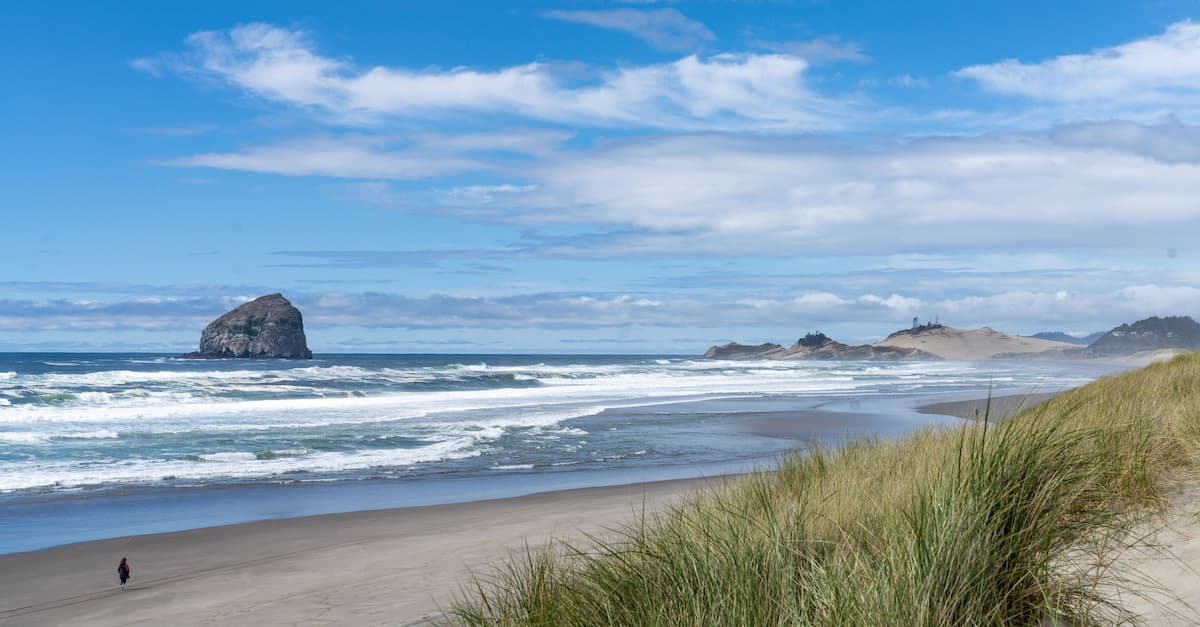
[[10, 390, 1194, 626], [0, 477, 719, 626]]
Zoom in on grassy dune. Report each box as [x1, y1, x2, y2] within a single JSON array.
[[450, 354, 1200, 626]]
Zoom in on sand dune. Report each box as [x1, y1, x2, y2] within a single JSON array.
[[875, 326, 1077, 360]]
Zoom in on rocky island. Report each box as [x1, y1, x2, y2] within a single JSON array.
[[182, 293, 312, 359]]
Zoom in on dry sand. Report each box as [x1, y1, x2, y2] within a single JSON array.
[[1103, 477, 1200, 625], [0, 478, 717, 626]]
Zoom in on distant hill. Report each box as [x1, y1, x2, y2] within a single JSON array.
[[1088, 316, 1200, 355], [1027, 331, 1105, 346], [876, 325, 1077, 360]]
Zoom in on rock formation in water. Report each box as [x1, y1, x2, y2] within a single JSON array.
[[703, 342, 785, 359], [784, 332, 936, 360], [1087, 316, 1200, 355], [703, 333, 937, 361], [183, 293, 312, 359]]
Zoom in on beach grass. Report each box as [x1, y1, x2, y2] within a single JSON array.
[[448, 354, 1200, 626]]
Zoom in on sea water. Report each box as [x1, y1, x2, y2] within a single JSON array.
[[0, 353, 1116, 552]]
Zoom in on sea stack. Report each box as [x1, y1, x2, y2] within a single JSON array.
[[184, 293, 312, 359]]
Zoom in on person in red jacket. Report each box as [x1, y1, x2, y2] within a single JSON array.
[[117, 557, 131, 590]]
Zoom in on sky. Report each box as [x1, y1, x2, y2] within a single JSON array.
[[2, 0, 1200, 353]]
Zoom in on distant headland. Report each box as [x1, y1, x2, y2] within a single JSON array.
[[704, 315, 1200, 361]]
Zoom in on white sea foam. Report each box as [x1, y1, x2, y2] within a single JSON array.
[[0, 357, 1108, 494], [0, 432, 48, 444], [198, 452, 258, 462], [0, 436, 482, 492]]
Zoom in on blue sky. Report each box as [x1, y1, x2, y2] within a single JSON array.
[[3, 1, 1199, 353]]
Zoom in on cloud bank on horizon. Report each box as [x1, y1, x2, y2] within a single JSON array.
[[3, 3, 1199, 352]]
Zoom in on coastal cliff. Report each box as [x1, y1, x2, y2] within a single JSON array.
[[183, 293, 312, 359]]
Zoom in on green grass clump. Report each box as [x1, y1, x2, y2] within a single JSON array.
[[449, 354, 1200, 626]]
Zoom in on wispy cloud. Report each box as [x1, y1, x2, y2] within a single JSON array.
[[543, 8, 715, 52], [134, 23, 846, 131], [158, 130, 568, 180], [888, 74, 928, 88], [753, 36, 869, 65]]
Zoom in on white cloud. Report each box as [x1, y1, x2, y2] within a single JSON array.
[[431, 122, 1200, 255], [544, 8, 715, 52], [163, 121, 1200, 256], [957, 20, 1200, 104], [135, 23, 843, 131]]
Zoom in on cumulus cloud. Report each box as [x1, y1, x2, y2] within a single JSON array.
[[956, 20, 1200, 110], [135, 23, 842, 130], [544, 8, 715, 52]]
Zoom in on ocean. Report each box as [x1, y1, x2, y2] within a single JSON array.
[[0, 353, 1116, 553]]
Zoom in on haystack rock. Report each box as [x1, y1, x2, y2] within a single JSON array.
[[184, 294, 312, 359]]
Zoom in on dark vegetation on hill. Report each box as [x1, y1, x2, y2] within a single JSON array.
[[882, 321, 945, 340], [1088, 315, 1200, 355]]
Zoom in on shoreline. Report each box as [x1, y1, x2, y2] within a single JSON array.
[[0, 393, 1061, 625], [0, 401, 963, 556], [916, 391, 1065, 422], [0, 476, 724, 626]]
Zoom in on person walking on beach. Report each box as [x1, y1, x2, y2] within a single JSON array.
[[117, 557, 131, 590]]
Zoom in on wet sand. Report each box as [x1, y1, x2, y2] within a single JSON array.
[[917, 392, 1063, 422], [0, 477, 719, 626]]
